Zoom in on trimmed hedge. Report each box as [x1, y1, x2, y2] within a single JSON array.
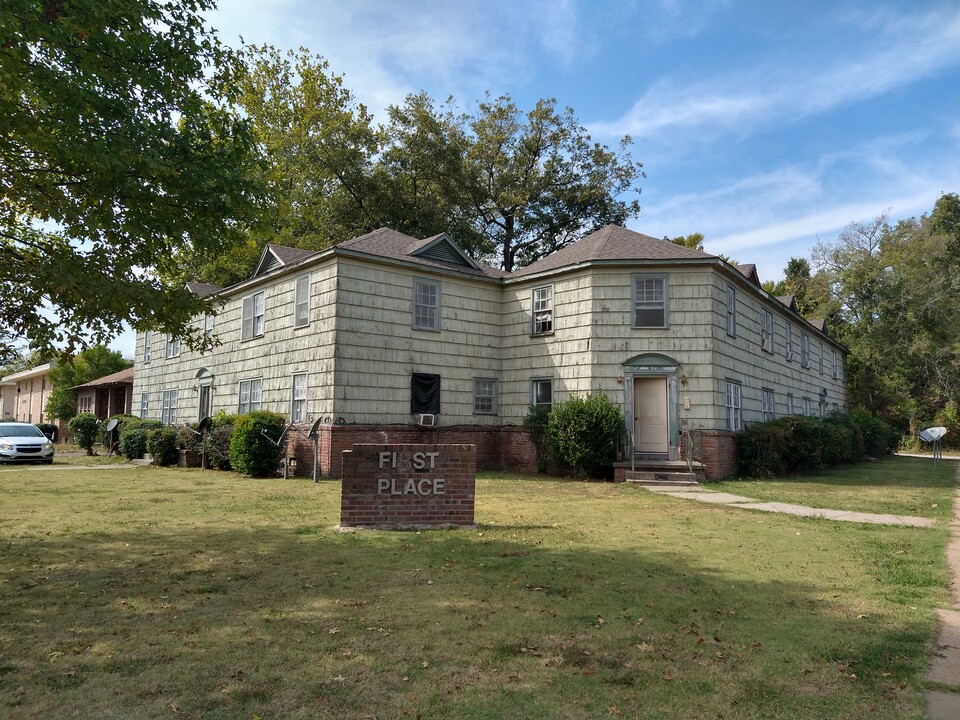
[[547, 393, 623, 479], [229, 411, 287, 477], [147, 427, 179, 466], [67, 413, 100, 455], [117, 417, 164, 460], [736, 411, 898, 478]]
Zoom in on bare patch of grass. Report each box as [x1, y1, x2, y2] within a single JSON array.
[[0, 463, 951, 719]]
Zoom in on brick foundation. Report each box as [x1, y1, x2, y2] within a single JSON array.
[[340, 443, 476, 528], [285, 423, 536, 478], [680, 430, 738, 480]]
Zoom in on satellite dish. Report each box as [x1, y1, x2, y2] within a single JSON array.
[[198, 416, 212, 433], [105, 418, 119, 432], [308, 417, 324, 439], [919, 426, 948, 443]]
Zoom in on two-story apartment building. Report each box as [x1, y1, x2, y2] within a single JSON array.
[[132, 225, 847, 479]]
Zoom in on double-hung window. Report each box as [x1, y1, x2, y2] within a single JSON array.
[[473, 378, 497, 415], [294, 274, 310, 328], [238, 379, 262, 414], [725, 285, 737, 337], [818, 342, 824, 374], [802, 397, 812, 416], [785, 323, 795, 362], [786, 393, 795, 415], [291, 373, 307, 422], [204, 313, 214, 338], [632, 274, 667, 328], [161, 389, 178, 425], [760, 308, 774, 353], [531, 285, 553, 335], [242, 291, 265, 340], [762, 388, 775, 421], [143, 331, 152, 363], [165, 335, 180, 358], [413, 278, 441, 331], [832, 349, 840, 380], [532, 378, 553, 410], [725, 381, 742, 431], [140, 392, 149, 419], [800, 333, 810, 368]]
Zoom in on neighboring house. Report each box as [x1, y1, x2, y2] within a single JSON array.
[[72, 367, 134, 420], [131, 225, 848, 479], [0, 364, 68, 436]]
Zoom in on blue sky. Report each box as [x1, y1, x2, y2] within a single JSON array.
[[114, 1, 960, 354]]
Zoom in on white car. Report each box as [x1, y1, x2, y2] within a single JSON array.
[[0, 423, 55, 464]]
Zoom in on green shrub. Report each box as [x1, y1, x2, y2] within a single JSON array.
[[147, 427, 179, 466], [229, 411, 287, 477], [178, 423, 203, 453], [117, 417, 164, 460], [852, 410, 898, 457], [522, 405, 552, 472], [547, 394, 623, 479], [204, 425, 234, 470], [67, 413, 100, 455]]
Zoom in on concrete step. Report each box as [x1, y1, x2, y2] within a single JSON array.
[[622, 470, 701, 486]]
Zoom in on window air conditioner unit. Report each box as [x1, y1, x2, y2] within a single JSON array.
[[417, 413, 436, 427]]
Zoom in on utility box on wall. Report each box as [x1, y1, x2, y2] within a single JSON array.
[[339, 443, 476, 528]]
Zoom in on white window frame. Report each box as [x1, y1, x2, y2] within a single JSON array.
[[632, 273, 668, 328], [786, 393, 795, 415], [412, 278, 441, 331], [818, 342, 824, 374], [760, 308, 774, 353], [143, 331, 152, 363], [531, 378, 553, 409], [531, 285, 554, 336], [140, 392, 149, 419], [785, 323, 795, 362], [725, 381, 742, 432], [204, 313, 214, 338], [802, 397, 811, 416], [238, 378, 263, 415], [473, 378, 497, 415], [161, 389, 178, 425], [762, 388, 775, 421], [725, 284, 737, 337], [294, 274, 310, 328], [832, 349, 840, 380], [165, 335, 180, 359], [800, 333, 810, 369], [242, 291, 265, 341], [291, 373, 307, 423]]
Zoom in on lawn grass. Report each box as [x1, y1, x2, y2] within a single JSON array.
[[713, 456, 957, 521], [0, 459, 953, 719]]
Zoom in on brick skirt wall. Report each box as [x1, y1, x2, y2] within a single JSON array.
[[285, 423, 537, 478], [680, 430, 738, 480]]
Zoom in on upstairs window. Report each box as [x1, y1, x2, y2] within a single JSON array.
[[143, 331, 152, 363], [242, 291, 265, 340], [725, 285, 737, 337], [832, 349, 840, 380], [532, 378, 553, 410], [413, 278, 441, 331], [786, 323, 795, 362], [294, 274, 310, 328], [238, 378, 262, 414], [800, 333, 810, 368], [632, 274, 667, 328], [203, 314, 214, 338], [411, 373, 441, 414], [818, 342, 824, 374], [473, 378, 497, 415], [760, 308, 774, 353], [531, 285, 554, 335], [165, 335, 180, 359]]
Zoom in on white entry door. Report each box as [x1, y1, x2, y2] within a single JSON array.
[[633, 377, 669, 454]]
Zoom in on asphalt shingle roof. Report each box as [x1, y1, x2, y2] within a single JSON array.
[[186, 282, 223, 297]]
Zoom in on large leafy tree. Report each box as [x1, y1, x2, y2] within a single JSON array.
[[45, 345, 131, 421], [0, 0, 259, 360]]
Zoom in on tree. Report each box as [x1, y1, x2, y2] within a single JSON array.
[[1, 0, 259, 359], [45, 345, 131, 421], [668, 233, 705, 251]]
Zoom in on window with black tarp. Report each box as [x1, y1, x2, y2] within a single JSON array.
[[411, 373, 441, 414]]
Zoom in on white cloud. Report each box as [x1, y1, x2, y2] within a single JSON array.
[[591, 5, 960, 139]]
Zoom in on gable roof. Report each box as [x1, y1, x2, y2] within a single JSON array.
[[186, 281, 223, 298], [252, 244, 319, 278], [337, 227, 506, 279], [71, 367, 134, 390], [511, 225, 716, 278], [735, 263, 761, 286], [777, 295, 798, 312]]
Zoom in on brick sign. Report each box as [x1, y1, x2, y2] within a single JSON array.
[[340, 443, 476, 528]]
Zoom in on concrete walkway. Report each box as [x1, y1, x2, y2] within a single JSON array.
[[642, 484, 936, 527]]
